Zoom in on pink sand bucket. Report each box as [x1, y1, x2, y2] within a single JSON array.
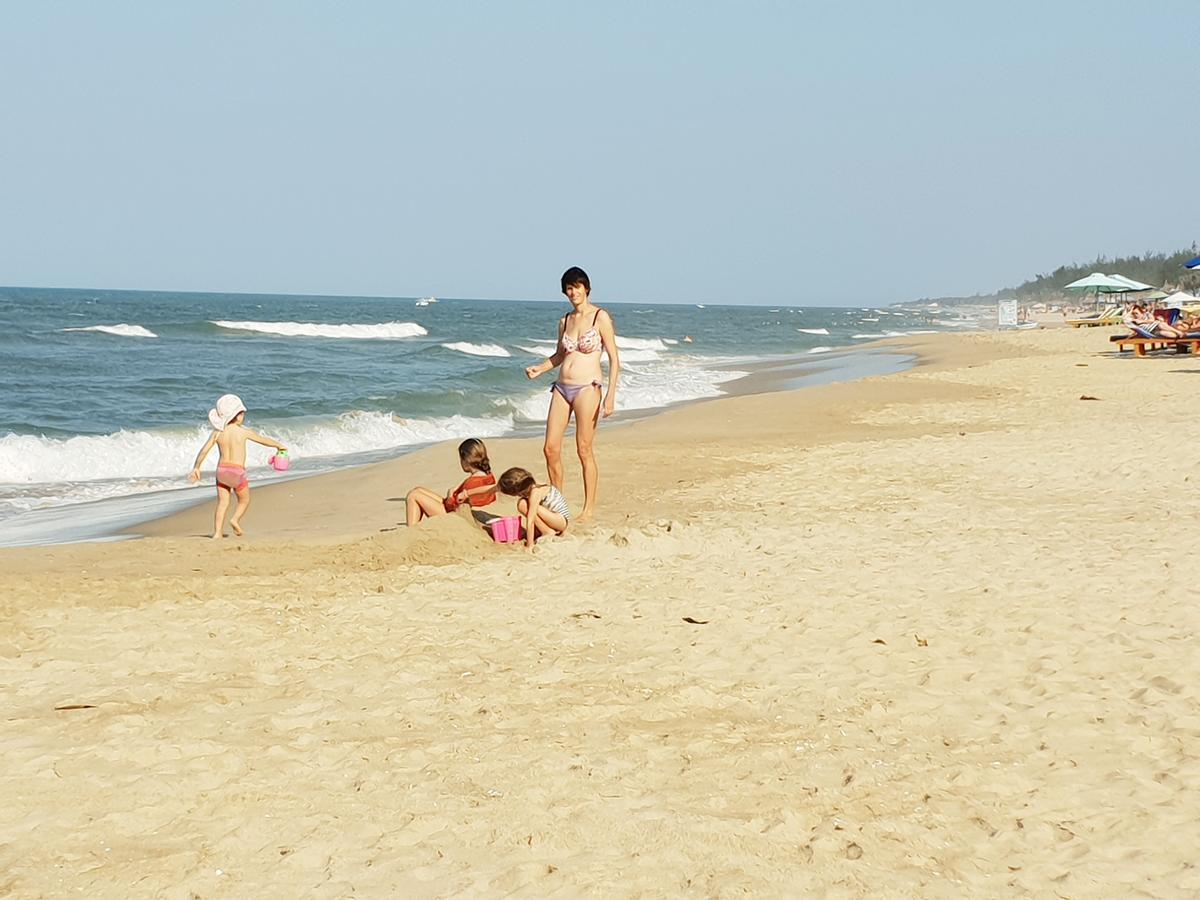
[[269, 450, 290, 471], [490, 516, 521, 543]]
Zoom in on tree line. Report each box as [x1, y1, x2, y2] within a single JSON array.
[[912, 246, 1200, 306]]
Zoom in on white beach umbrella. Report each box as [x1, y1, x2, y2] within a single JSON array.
[[1163, 290, 1199, 309]]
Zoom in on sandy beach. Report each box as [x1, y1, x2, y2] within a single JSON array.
[[4, 327, 1199, 897]]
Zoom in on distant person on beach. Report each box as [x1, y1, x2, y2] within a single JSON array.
[[405, 438, 497, 525], [188, 394, 287, 539], [523, 266, 620, 522], [497, 466, 570, 548]]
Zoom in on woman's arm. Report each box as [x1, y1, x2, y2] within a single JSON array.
[[598, 310, 620, 418], [188, 432, 218, 482], [525, 317, 567, 379]]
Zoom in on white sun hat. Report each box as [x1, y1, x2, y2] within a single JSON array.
[[208, 393, 246, 431]]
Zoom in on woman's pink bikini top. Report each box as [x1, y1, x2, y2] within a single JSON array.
[[561, 309, 603, 354]]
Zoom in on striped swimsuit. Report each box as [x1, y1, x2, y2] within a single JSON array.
[[540, 485, 571, 521]]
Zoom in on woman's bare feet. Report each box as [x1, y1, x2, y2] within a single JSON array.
[[229, 519, 244, 536]]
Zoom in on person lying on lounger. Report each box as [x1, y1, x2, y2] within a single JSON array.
[[1123, 304, 1187, 339]]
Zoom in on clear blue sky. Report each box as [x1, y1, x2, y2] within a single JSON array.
[[1, 2, 1195, 305]]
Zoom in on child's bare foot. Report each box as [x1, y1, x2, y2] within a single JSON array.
[[229, 520, 244, 536]]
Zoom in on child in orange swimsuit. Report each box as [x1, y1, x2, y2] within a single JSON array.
[[187, 393, 288, 540], [405, 438, 498, 525]]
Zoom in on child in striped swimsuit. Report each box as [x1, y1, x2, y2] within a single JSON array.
[[497, 466, 570, 549]]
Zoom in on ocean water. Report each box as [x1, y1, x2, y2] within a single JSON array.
[[0, 286, 983, 543]]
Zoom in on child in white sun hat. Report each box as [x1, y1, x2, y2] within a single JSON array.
[[187, 394, 287, 539]]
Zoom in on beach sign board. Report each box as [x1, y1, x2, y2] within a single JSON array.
[[998, 298, 1018, 328]]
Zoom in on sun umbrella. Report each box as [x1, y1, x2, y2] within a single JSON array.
[[1163, 290, 1198, 309], [1107, 274, 1155, 292], [1185, 256, 1200, 270], [1063, 272, 1134, 292], [1063, 272, 1137, 306]]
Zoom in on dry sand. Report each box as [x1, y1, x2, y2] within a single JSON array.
[[3, 328, 1199, 897]]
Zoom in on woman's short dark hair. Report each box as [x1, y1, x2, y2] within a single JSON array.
[[561, 267, 590, 295]]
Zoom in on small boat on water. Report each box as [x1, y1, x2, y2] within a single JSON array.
[[415, 297, 438, 307]]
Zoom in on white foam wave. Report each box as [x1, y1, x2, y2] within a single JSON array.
[[515, 335, 669, 362], [852, 331, 908, 340], [808, 346, 834, 354], [441, 342, 511, 358], [494, 353, 748, 424], [617, 336, 672, 351], [797, 328, 829, 335], [0, 410, 513, 514], [213, 320, 427, 339], [62, 324, 157, 338]]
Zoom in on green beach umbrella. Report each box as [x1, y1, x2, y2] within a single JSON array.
[[1063, 272, 1135, 306], [1063, 272, 1134, 293], [1106, 273, 1155, 292]]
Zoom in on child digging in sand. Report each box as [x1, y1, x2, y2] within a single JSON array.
[[187, 394, 287, 539], [497, 466, 570, 549], [406, 438, 498, 525]]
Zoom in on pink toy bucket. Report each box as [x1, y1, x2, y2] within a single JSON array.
[[269, 452, 290, 472], [490, 516, 521, 543]]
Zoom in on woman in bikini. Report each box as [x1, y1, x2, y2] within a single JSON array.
[[523, 266, 620, 522]]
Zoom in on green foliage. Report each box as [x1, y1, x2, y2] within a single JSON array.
[[917, 246, 1200, 306]]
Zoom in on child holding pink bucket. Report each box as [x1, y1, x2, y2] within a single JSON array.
[[187, 394, 287, 539], [496, 466, 570, 549]]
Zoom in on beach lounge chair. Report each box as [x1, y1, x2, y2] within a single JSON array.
[[1066, 306, 1122, 328], [1111, 332, 1200, 357]]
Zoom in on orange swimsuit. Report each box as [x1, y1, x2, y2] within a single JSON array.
[[443, 472, 497, 512]]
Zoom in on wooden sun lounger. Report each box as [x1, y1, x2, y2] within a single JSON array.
[[1110, 335, 1200, 357], [1067, 307, 1122, 328]]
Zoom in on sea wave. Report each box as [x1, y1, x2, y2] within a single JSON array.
[[797, 328, 829, 335], [212, 320, 428, 339], [808, 346, 834, 354], [0, 410, 512, 491], [499, 358, 747, 423], [617, 336, 672, 351], [514, 337, 665, 362], [440, 342, 511, 358], [62, 324, 157, 338]]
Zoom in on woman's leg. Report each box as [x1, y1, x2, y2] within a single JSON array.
[[212, 485, 232, 539], [406, 486, 446, 524], [570, 384, 603, 521], [543, 389, 572, 491]]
